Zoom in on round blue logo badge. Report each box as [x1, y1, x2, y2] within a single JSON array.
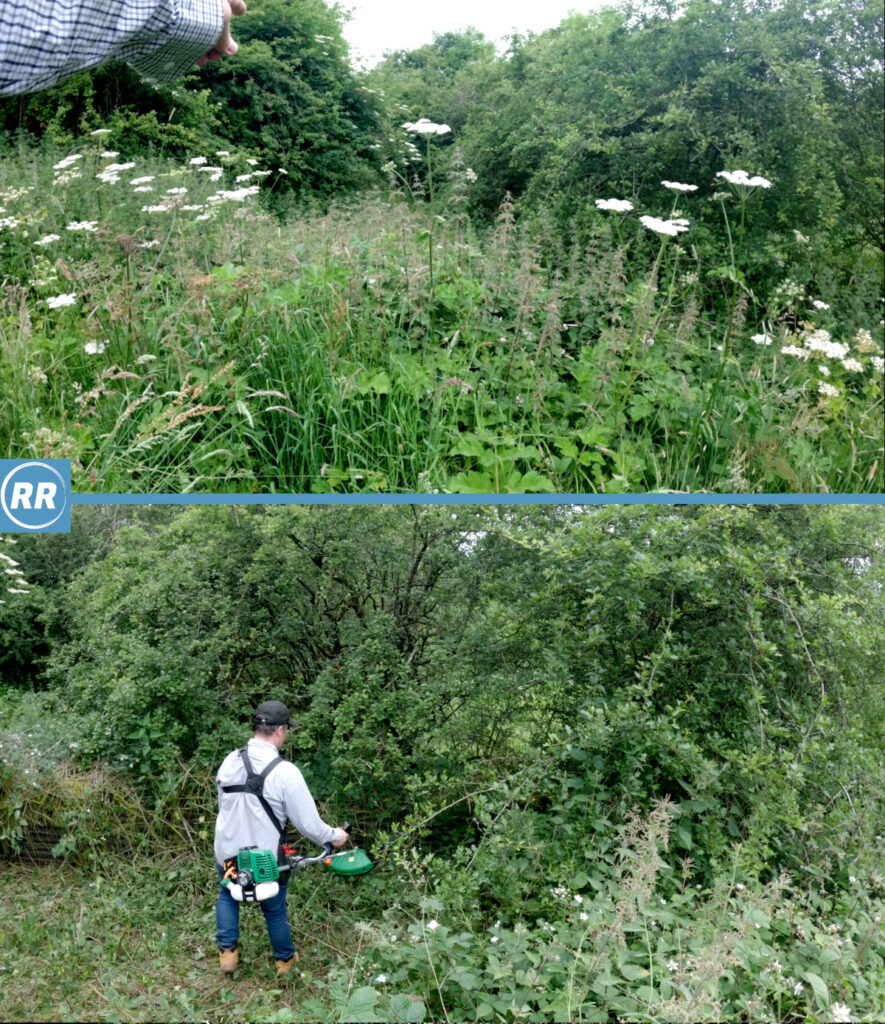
[[0, 461, 69, 530]]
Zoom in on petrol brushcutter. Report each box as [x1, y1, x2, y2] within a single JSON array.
[[221, 822, 373, 901]]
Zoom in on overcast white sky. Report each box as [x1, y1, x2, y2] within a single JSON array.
[[339, 0, 604, 68]]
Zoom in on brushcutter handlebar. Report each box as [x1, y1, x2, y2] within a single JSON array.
[[286, 822, 352, 870]]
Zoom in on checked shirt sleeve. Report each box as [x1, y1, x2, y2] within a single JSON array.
[[0, 1, 223, 96]]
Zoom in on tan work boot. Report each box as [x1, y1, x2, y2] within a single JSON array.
[[219, 947, 239, 973], [275, 951, 299, 976]]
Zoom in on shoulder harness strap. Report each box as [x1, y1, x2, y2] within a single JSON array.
[[221, 746, 287, 838]]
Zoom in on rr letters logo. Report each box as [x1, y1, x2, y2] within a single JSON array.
[[0, 460, 71, 533]]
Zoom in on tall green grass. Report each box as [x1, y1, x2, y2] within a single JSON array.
[[1, 140, 882, 492]]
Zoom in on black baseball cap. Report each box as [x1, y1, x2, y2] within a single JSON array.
[[252, 700, 297, 728]]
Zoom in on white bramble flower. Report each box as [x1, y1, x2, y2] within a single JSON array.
[[66, 220, 98, 232], [596, 198, 633, 212], [830, 1003, 852, 1023], [818, 380, 839, 397], [375, 974, 387, 983], [667, 959, 679, 971], [491, 935, 500, 943], [579, 911, 588, 921], [717, 169, 772, 188], [426, 919, 439, 931], [640, 214, 690, 236], [84, 339, 108, 354], [46, 293, 77, 309], [403, 118, 452, 136], [661, 180, 698, 191], [791, 980, 803, 995]]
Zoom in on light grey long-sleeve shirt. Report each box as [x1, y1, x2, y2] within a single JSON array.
[[214, 738, 343, 865], [1, 0, 222, 96]]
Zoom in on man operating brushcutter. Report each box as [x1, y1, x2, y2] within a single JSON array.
[[0, 0, 247, 96], [214, 700, 349, 975]]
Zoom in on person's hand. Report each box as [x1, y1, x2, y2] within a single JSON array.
[[331, 827, 349, 849], [196, 0, 247, 67]]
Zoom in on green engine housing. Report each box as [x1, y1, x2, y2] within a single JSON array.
[[237, 847, 280, 883]]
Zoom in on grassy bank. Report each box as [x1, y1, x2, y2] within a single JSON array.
[[1, 141, 882, 493]]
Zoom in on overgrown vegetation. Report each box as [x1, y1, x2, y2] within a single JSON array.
[[1, 505, 883, 1020], [1, 0, 882, 492]]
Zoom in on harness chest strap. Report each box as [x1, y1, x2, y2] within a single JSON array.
[[221, 747, 288, 854]]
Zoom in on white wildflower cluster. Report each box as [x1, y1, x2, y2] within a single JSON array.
[[752, 332, 774, 346], [197, 166, 224, 182], [66, 220, 99, 232], [596, 198, 633, 212], [46, 293, 78, 309], [802, 328, 850, 361], [403, 118, 451, 136], [96, 160, 136, 184], [640, 214, 690, 236], [53, 154, 83, 171], [661, 180, 698, 192], [818, 380, 839, 398], [0, 216, 20, 230], [83, 339, 108, 354], [830, 1002, 852, 1023], [853, 328, 876, 353], [207, 185, 261, 203], [717, 169, 772, 188], [812, 299, 830, 310], [34, 233, 60, 246]]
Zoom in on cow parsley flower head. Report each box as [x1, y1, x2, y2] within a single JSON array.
[[818, 380, 839, 398], [717, 169, 772, 189], [34, 234, 60, 246], [403, 118, 451, 136], [661, 180, 698, 192], [84, 339, 108, 354], [595, 198, 633, 212], [752, 332, 773, 346], [640, 215, 690, 236], [46, 293, 77, 309]]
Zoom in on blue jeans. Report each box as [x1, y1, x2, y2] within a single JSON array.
[[215, 864, 296, 962]]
